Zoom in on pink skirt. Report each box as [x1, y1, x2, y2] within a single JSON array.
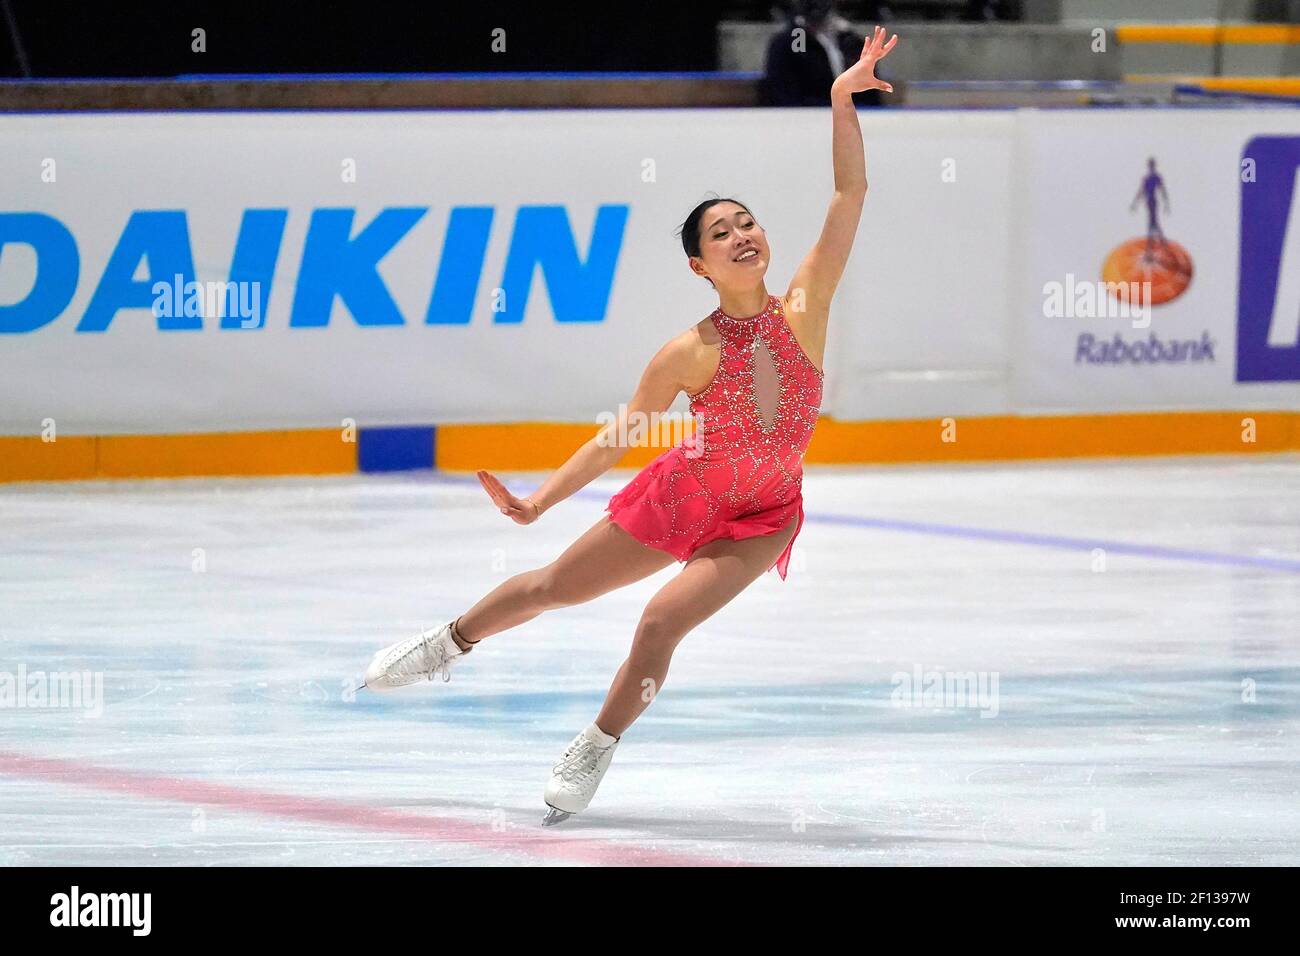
[[603, 448, 804, 580]]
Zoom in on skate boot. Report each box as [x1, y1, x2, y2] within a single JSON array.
[[362, 619, 471, 692], [542, 722, 620, 825]]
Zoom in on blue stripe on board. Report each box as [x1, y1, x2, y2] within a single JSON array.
[[358, 426, 435, 473]]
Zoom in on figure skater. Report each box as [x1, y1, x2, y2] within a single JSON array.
[[360, 26, 898, 825]]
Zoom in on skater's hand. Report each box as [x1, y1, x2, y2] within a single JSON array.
[[477, 470, 542, 525], [833, 25, 898, 96]]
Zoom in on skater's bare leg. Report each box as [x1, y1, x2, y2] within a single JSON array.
[[594, 512, 799, 737], [453, 517, 676, 647]]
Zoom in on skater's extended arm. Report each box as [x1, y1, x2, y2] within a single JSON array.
[[478, 339, 690, 525], [785, 26, 896, 319]]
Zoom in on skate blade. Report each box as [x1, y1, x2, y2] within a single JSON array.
[[541, 806, 573, 827]]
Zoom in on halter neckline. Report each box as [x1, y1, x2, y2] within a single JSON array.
[[713, 294, 780, 324]]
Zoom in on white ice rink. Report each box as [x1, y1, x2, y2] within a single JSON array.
[[1, 456, 1298, 866]]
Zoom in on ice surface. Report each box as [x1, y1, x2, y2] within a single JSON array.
[[1, 455, 1297, 866]]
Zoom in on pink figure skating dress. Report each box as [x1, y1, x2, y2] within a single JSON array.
[[605, 294, 824, 580]]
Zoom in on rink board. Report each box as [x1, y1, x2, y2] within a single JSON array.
[[2, 411, 1297, 482], [3, 108, 1300, 479]]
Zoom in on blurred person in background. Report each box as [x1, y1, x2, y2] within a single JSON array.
[[761, 0, 890, 107]]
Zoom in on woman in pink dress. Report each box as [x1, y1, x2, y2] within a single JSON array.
[[362, 27, 898, 825]]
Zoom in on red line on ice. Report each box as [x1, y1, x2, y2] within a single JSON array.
[[0, 749, 744, 867]]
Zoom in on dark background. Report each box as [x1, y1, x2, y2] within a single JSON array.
[[1, 0, 725, 78], [0, 0, 1021, 78]]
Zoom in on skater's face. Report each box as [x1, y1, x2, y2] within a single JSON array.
[[688, 202, 770, 289]]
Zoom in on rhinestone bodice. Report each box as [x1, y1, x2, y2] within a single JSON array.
[[604, 293, 823, 580], [680, 294, 824, 513]]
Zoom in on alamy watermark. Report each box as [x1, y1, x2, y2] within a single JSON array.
[[890, 663, 999, 718], [50, 886, 151, 936], [0, 665, 103, 717], [152, 274, 262, 328], [596, 406, 708, 459], [1043, 273, 1152, 329]]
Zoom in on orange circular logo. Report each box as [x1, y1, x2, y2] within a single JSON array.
[[1101, 237, 1194, 306]]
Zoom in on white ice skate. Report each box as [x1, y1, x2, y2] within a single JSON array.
[[542, 723, 620, 825], [361, 620, 471, 692]]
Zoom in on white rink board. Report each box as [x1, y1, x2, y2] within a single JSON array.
[[1012, 109, 1300, 413], [0, 108, 1297, 436]]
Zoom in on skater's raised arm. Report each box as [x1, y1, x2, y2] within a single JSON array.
[[785, 26, 896, 318], [477, 338, 693, 525]]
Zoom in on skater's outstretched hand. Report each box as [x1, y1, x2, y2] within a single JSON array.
[[834, 25, 897, 95], [477, 469, 542, 525]]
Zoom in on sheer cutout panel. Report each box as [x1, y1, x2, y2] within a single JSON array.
[[752, 337, 781, 431]]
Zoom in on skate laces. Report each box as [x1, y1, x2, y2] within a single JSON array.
[[384, 626, 453, 684], [554, 738, 607, 785], [420, 628, 453, 683]]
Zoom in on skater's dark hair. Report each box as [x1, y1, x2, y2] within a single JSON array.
[[676, 196, 755, 259]]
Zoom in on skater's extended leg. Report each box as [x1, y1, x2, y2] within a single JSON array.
[[594, 512, 799, 737], [454, 516, 677, 645], [362, 517, 674, 692]]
